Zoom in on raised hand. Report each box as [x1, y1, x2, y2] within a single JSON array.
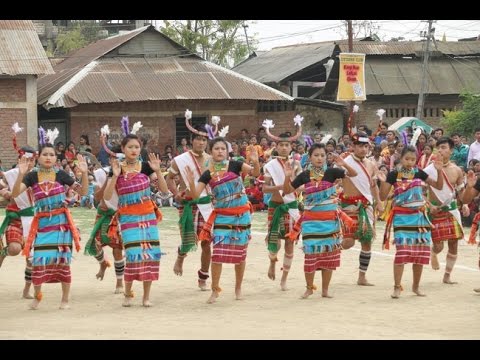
[[147, 153, 161, 172], [376, 171, 387, 183], [76, 154, 89, 173], [466, 169, 477, 188], [332, 152, 346, 166], [17, 156, 29, 175], [284, 161, 293, 178], [111, 159, 121, 177], [433, 153, 444, 170]]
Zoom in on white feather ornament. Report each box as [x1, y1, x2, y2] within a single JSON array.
[[12, 122, 23, 133], [293, 115, 304, 126], [376, 109, 386, 120], [353, 105, 359, 113], [100, 124, 110, 136], [185, 109, 192, 120], [211, 116, 221, 125], [410, 127, 422, 146], [218, 125, 229, 138], [320, 134, 333, 144], [131, 121, 143, 135], [46, 128, 59, 145], [262, 119, 275, 129]]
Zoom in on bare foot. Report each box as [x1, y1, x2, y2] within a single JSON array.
[[357, 278, 375, 286], [473, 288, 480, 293], [391, 285, 402, 299], [198, 279, 208, 291], [96, 261, 110, 281], [280, 280, 288, 291], [207, 289, 220, 304], [173, 254, 186, 276], [443, 274, 458, 284], [22, 290, 33, 299], [300, 288, 314, 299], [29, 299, 41, 310], [412, 287, 426, 296], [267, 261, 276, 280], [235, 288, 243, 300], [431, 252, 440, 270], [142, 300, 153, 307], [322, 291, 333, 298], [59, 301, 70, 310], [122, 296, 133, 307]]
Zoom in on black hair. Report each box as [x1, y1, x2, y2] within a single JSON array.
[[436, 137, 454, 149], [39, 143, 56, 154], [192, 124, 208, 140], [121, 134, 141, 147], [307, 143, 326, 156], [80, 134, 90, 145], [209, 137, 228, 151], [400, 145, 417, 158]]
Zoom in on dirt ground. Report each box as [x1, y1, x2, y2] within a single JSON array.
[[0, 207, 479, 340]]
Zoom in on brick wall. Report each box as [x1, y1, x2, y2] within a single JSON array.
[[0, 78, 26, 102], [69, 100, 297, 156], [0, 109, 27, 168]]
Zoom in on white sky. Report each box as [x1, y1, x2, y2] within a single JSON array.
[[247, 20, 480, 51]]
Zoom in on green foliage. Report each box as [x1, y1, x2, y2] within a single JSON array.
[[54, 21, 108, 56], [161, 20, 256, 68], [442, 91, 480, 135]]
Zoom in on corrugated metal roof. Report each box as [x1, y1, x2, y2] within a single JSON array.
[[336, 41, 480, 56], [365, 57, 480, 95], [38, 25, 194, 104], [0, 20, 54, 75], [232, 41, 335, 83], [45, 57, 292, 108]]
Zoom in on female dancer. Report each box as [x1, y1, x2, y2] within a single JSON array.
[[283, 143, 357, 299], [12, 139, 89, 310], [186, 137, 260, 304]]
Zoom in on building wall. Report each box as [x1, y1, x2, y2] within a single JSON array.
[[69, 100, 297, 156], [0, 76, 37, 167], [350, 95, 462, 134], [295, 104, 346, 141]]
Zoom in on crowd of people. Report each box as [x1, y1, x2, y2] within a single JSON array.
[[1, 113, 480, 310]]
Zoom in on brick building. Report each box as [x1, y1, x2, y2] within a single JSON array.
[[37, 25, 295, 156], [0, 20, 54, 168]]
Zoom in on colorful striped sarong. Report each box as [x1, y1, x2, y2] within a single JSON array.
[[430, 211, 463, 243]]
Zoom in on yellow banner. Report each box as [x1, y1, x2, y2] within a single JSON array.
[[336, 53, 366, 101]]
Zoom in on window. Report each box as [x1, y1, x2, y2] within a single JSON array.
[[257, 101, 293, 112], [175, 116, 207, 146]]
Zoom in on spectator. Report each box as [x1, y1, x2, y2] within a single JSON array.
[[78, 135, 92, 153]]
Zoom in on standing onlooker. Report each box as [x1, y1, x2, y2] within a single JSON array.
[[55, 142, 66, 162], [450, 133, 469, 170], [467, 127, 480, 166], [78, 135, 92, 153], [64, 141, 77, 163], [176, 137, 191, 155]]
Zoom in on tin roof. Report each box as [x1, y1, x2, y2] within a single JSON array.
[[0, 20, 54, 75]]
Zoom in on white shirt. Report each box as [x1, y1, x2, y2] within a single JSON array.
[[467, 141, 480, 165]]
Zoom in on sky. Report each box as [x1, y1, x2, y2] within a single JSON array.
[[247, 20, 480, 51]]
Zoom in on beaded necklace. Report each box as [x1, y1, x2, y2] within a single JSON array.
[[37, 167, 57, 195], [120, 160, 141, 180], [210, 160, 228, 182], [309, 164, 326, 187]]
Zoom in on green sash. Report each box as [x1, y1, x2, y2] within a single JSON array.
[[267, 200, 298, 252], [178, 196, 212, 253], [84, 208, 116, 256]]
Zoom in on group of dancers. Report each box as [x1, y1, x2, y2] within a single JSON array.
[[0, 111, 479, 310]]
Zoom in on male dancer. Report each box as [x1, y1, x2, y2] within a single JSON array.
[[0, 146, 36, 299], [424, 137, 467, 284], [167, 116, 214, 290], [263, 130, 302, 290], [340, 132, 383, 286]]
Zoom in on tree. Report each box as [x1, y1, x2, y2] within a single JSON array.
[[336, 20, 381, 39], [54, 21, 108, 56], [442, 91, 480, 136], [161, 20, 256, 68]]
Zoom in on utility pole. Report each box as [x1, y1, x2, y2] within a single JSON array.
[[243, 23, 251, 55], [416, 20, 436, 119], [347, 20, 355, 129]]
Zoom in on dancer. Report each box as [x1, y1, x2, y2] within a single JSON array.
[[262, 116, 303, 290], [167, 110, 218, 290], [284, 143, 357, 298], [104, 117, 168, 307], [379, 145, 443, 298], [12, 127, 89, 310], [185, 137, 260, 303]]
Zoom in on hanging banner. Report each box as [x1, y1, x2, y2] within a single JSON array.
[[336, 53, 366, 101]]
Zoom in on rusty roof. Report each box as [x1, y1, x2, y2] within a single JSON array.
[[43, 56, 292, 108], [335, 40, 480, 56], [38, 25, 196, 104], [0, 20, 54, 75], [232, 41, 335, 84]]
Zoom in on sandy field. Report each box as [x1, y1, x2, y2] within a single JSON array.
[[0, 207, 479, 340]]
